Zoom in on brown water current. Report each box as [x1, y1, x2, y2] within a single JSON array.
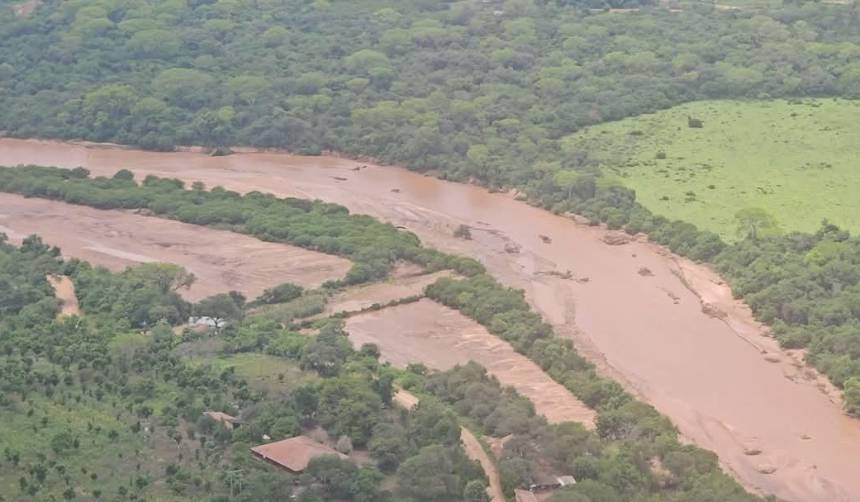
[[2, 138, 860, 501]]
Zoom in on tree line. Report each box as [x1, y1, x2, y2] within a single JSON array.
[[0, 165, 482, 285], [425, 274, 755, 501]]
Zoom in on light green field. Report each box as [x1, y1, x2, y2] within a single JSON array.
[[186, 352, 318, 393], [564, 99, 860, 239]]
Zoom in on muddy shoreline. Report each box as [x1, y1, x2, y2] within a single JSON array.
[[2, 138, 860, 501]]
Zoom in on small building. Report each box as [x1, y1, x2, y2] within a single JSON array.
[[527, 474, 578, 494], [557, 475, 577, 487], [203, 411, 241, 430], [251, 436, 347, 473]]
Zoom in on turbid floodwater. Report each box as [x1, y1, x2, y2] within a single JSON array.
[[346, 299, 598, 427], [0, 191, 350, 301], [2, 138, 860, 501]]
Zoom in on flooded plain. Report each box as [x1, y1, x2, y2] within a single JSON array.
[[0, 192, 351, 301], [2, 138, 860, 500], [346, 299, 597, 427]]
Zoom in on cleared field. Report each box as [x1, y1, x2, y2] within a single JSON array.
[[0, 193, 351, 301], [185, 352, 318, 394], [563, 99, 860, 238], [345, 299, 596, 427]]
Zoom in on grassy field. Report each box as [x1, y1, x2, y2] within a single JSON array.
[[563, 99, 860, 239], [195, 352, 318, 394]]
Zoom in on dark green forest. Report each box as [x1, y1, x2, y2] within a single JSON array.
[[1, 0, 859, 181]]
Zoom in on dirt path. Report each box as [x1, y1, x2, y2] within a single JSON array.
[[393, 388, 505, 502], [47, 275, 80, 316], [461, 427, 506, 502], [346, 299, 597, 427], [0, 192, 350, 301], [4, 138, 860, 500]]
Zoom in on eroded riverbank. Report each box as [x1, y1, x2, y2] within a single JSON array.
[[2, 138, 860, 501]]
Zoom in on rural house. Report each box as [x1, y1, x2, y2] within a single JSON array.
[[251, 436, 348, 473]]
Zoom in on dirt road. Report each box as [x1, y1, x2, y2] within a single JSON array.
[[393, 388, 505, 502], [3, 138, 860, 500], [323, 270, 454, 316], [460, 427, 506, 502]]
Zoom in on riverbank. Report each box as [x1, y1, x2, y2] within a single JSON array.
[[2, 138, 860, 501]]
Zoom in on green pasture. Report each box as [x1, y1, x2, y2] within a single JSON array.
[[564, 99, 860, 239]]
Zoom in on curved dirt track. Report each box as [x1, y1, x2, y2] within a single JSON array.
[[394, 388, 505, 502], [3, 139, 860, 501]]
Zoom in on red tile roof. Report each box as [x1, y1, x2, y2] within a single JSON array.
[[251, 436, 346, 473]]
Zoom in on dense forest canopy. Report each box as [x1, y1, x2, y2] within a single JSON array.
[[1, 0, 859, 187]]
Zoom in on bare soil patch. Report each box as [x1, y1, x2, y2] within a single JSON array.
[[11, 0, 41, 16], [345, 299, 596, 427], [392, 388, 420, 411], [0, 193, 350, 301], [460, 427, 506, 502], [46, 274, 80, 316]]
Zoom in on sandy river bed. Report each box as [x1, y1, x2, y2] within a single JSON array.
[[0, 192, 350, 301], [2, 138, 860, 501]]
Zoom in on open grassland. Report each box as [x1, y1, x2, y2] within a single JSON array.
[[565, 99, 860, 239], [185, 352, 319, 394]]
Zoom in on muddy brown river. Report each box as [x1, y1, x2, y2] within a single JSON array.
[[2, 138, 860, 501]]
